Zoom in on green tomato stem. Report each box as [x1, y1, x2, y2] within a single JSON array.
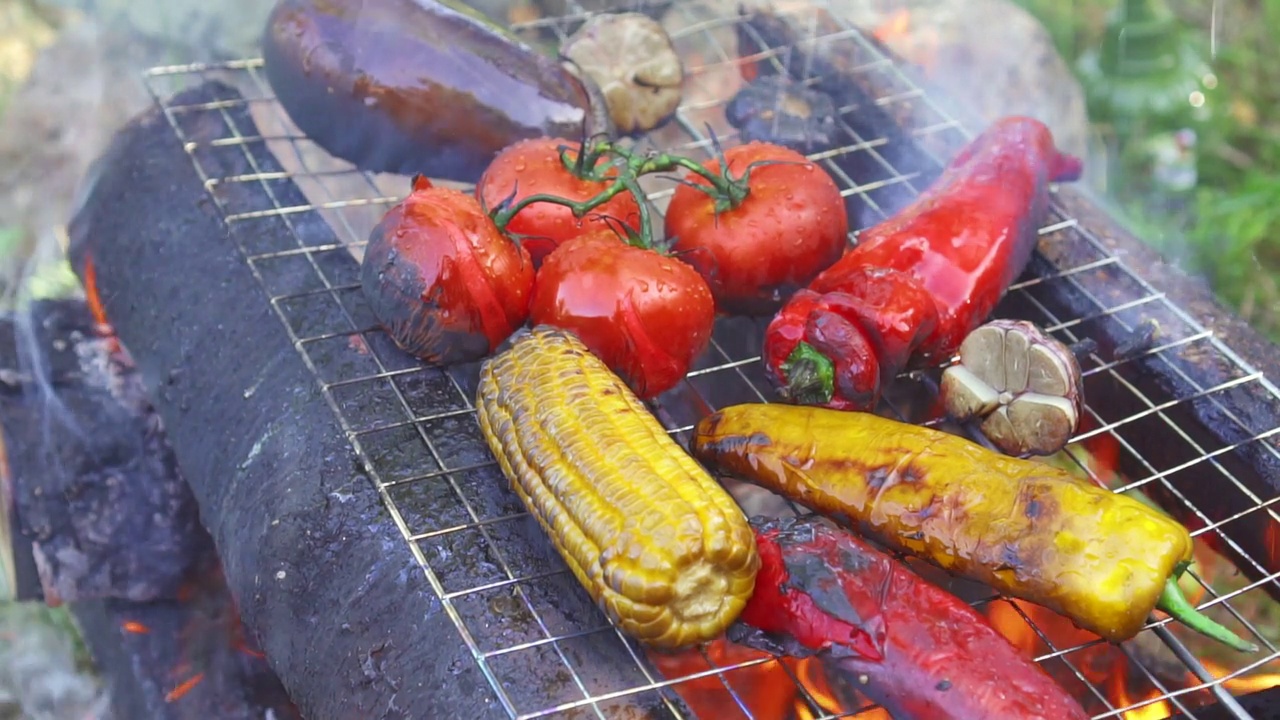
[[488, 141, 788, 248]]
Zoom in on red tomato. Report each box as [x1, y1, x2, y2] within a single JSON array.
[[361, 176, 535, 365], [664, 142, 848, 316], [529, 230, 716, 399], [476, 137, 641, 266]]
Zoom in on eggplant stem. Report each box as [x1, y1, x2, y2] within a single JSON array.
[[782, 342, 835, 406], [1156, 576, 1258, 653]]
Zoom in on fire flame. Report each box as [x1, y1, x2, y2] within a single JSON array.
[[872, 9, 911, 45], [647, 638, 889, 718], [868, 9, 940, 74], [81, 255, 122, 355]]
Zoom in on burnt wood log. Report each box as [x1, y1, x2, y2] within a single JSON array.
[[70, 570, 300, 720], [0, 298, 210, 603], [66, 80, 690, 720], [0, 298, 297, 720]]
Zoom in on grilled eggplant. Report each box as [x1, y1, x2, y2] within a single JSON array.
[[261, 0, 614, 182]]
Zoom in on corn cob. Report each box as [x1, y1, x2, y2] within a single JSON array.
[[476, 326, 759, 649]]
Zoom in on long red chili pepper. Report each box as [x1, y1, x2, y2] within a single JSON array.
[[763, 116, 1083, 410], [730, 516, 1090, 720]]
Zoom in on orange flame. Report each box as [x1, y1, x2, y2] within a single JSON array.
[[872, 9, 911, 45], [81, 255, 121, 355], [121, 620, 150, 635], [648, 639, 798, 719], [1112, 677, 1172, 720], [648, 638, 885, 719], [1203, 660, 1280, 698]]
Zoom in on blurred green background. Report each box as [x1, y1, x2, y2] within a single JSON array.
[[1015, 0, 1280, 339]]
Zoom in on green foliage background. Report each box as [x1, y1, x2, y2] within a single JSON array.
[[1014, 0, 1280, 339]]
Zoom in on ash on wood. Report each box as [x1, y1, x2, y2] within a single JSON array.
[[66, 80, 690, 720], [0, 298, 296, 720], [0, 298, 209, 604]]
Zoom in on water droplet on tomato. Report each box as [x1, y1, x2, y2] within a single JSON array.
[[514, 162, 527, 172]]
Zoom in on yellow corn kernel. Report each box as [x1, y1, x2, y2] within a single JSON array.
[[476, 326, 759, 649]]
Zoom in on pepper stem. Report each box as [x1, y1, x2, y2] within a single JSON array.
[[781, 342, 835, 405], [1156, 576, 1258, 653]]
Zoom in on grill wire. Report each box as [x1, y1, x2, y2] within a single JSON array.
[[135, 1, 1280, 718]]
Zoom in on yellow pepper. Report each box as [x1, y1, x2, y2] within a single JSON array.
[[691, 403, 1256, 652]]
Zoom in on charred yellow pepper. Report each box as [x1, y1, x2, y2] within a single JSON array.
[[691, 403, 1256, 652]]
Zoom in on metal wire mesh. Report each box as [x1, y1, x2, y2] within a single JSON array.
[[137, 1, 1280, 718]]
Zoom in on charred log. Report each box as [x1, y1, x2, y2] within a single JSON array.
[[0, 297, 296, 719], [70, 565, 300, 720], [0, 298, 210, 604], [65, 80, 689, 720]]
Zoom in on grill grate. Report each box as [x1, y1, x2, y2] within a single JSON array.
[[137, 1, 1280, 718]]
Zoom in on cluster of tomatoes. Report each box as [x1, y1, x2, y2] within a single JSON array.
[[359, 135, 849, 399]]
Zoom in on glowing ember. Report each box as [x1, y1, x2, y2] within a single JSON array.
[[164, 671, 204, 703], [121, 620, 150, 635], [647, 639, 798, 719]]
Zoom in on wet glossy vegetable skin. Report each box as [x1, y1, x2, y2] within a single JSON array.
[[529, 231, 715, 399], [763, 116, 1083, 409], [475, 138, 641, 266], [735, 516, 1090, 720], [665, 142, 847, 316], [360, 177, 535, 365], [692, 403, 1256, 651], [261, 0, 613, 182]]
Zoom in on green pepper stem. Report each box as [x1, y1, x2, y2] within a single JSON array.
[[1156, 576, 1258, 653], [782, 342, 835, 405]]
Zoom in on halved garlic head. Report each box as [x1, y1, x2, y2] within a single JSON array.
[[560, 12, 684, 136], [940, 319, 1084, 456]]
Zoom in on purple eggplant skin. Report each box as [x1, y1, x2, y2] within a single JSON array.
[[261, 0, 615, 183]]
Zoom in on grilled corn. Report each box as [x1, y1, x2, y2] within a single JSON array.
[[476, 326, 759, 649]]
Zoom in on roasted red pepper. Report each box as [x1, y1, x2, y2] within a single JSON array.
[[763, 116, 1084, 410], [730, 516, 1090, 720]]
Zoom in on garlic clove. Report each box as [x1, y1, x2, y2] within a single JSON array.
[[1027, 342, 1073, 396], [939, 365, 1002, 420], [956, 324, 1007, 392]]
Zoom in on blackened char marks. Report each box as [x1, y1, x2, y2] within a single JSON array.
[[738, 7, 940, 224]]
